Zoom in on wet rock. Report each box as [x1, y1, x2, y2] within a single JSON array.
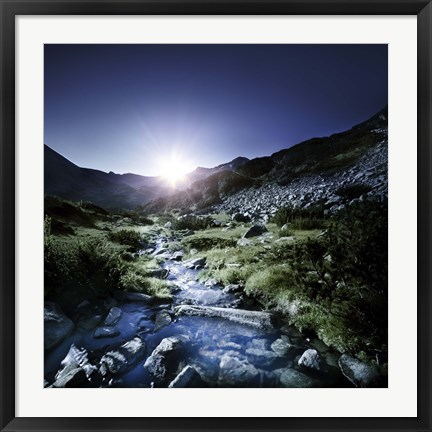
[[50, 367, 87, 388], [174, 305, 274, 330], [154, 310, 172, 332], [76, 314, 103, 331], [245, 348, 280, 368], [99, 337, 146, 376], [144, 336, 183, 381], [338, 354, 382, 387], [93, 326, 120, 339], [164, 222, 172, 229], [58, 344, 97, 378], [113, 290, 153, 304], [44, 302, 74, 351], [168, 365, 203, 388], [248, 338, 269, 350], [271, 336, 297, 356], [218, 354, 260, 387], [243, 224, 268, 238], [298, 349, 328, 373], [223, 284, 242, 294], [279, 368, 315, 388], [147, 268, 169, 279], [171, 251, 184, 261], [184, 257, 206, 269], [104, 307, 122, 326]]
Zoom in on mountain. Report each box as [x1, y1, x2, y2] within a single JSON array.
[[143, 107, 388, 215], [44, 147, 250, 211], [44, 145, 173, 210]]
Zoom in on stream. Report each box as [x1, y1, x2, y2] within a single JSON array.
[[44, 234, 352, 388]]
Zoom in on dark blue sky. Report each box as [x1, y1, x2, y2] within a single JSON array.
[[44, 44, 387, 176]]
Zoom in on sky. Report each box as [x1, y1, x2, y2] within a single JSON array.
[[44, 44, 388, 177]]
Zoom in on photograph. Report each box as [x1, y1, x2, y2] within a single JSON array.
[[43, 43, 388, 389]]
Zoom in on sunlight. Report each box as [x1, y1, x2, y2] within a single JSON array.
[[157, 151, 194, 188]]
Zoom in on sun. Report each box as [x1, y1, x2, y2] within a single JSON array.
[[158, 153, 194, 188]]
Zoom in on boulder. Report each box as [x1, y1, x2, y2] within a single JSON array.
[[44, 302, 74, 351], [237, 238, 252, 247], [171, 251, 184, 261], [168, 365, 203, 388], [154, 310, 172, 332], [218, 354, 260, 387], [144, 337, 183, 381], [184, 257, 206, 269], [58, 344, 97, 378], [245, 348, 280, 368], [93, 326, 121, 339], [223, 284, 242, 294], [113, 290, 153, 304], [298, 349, 328, 373], [147, 268, 169, 279], [99, 337, 146, 376], [104, 307, 122, 326], [50, 367, 87, 388], [243, 225, 268, 238], [271, 336, 297, 357], [174, 305, 274, 330], [279, 368, 315, 388], [338, 354, 382, 387]]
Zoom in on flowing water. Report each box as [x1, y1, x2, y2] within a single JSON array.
[[44, 237, 352, 388]]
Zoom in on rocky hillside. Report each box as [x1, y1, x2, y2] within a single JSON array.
[[144, 107, 388, 217]]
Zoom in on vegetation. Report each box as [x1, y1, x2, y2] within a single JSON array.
[[272, 204, 326, 230], [107, 229, 145, 248]]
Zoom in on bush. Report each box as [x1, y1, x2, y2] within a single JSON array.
[[172, 215, 213, 231], [272, 204, 325, 228], [335, 183, 372, 201], [182, 236, 237, 251], [107, 229, 143, 248]]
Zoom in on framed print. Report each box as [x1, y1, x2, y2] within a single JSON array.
[[1, 1, 431, 432]]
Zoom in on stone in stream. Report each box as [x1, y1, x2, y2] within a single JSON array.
[[271, 336, 298, 357], [168, 365, 203, 388], [153, 310, 172, 332], [245, 348, 280, 368], [99, 337, 146, 376], [147, 268, 169, 279], [171, 251, 184, 261], [279, 368, 315, 388], [243, 224, 268, 238], [93, 326, 121, 339], [104, 307, 122, 326], [174, 305, 274, 331], [184, 257, 206, 269], [113, 290, 153, 304], [144, 336, 183, 381], [223, 284, 242, 294], [218, 354, 260, 387], [44, 302, 74, 351], [338, 354, 382, 387], [298, 349, 328, 373], [49, 367, 87, 388]]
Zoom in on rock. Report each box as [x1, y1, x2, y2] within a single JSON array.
[[153, 248, 168, 256], [93, 327, 121, 339], [154, 310, 172, 332], [338, 354, 382, 387], [189, 248, 198, 256], [243, 224, 268, 238], [51, 367, 87, 388], [144, 337, 183, 381], [104, 307, 122, 326], [175, 305, 274, 330], [147, 268, 169, 279], [44, 302, 74, 351], [232, 213, 251, 223], [298, 349, 327, 373], [245, 348, 280, 367], [218, 354, 259, 387], [171, 251, 184, 261], [271, 336, 297, 356], [168, 365, 203, 388], [99, 337, 146, 376], [164, 222, 172, 229], [223, 284, 242, 294], [58, 344, 97, 378], [184, 257, 206, 269], [279, 368, 315, 388], [113, 290, 153, 304], [237, 238, 252, 247]]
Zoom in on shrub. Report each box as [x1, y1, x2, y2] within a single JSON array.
[[172, 215, 213, 231], [182, 236, 237, 251], [335, 183, 373, 201], [107, 229, 143, 248], [272, 204, 325, 228]]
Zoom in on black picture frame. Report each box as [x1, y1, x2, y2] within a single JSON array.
[[1, 1, 430, 431]]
